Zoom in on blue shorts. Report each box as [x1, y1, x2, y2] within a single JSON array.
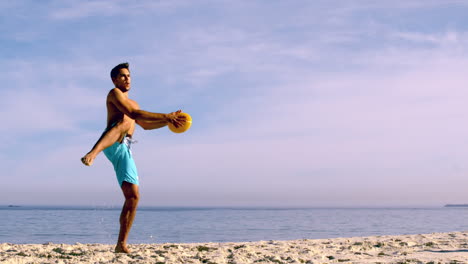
[[103, 137, 139, 187]]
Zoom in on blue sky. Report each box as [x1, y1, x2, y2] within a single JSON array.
[[2, 0, 468, 207]]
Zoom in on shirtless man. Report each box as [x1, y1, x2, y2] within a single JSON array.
[[81, 62, 185, 253]]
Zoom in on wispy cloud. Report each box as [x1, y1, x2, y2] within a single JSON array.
[[48, 0, 192, 20]]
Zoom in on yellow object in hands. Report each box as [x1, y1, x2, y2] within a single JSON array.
[[168, 112, 192, 133]]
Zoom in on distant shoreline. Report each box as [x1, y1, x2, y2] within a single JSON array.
[[0, 205, 452, 210], [444, 204, 468, 207]]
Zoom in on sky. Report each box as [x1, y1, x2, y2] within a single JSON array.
[[2, 0, 468, 207]]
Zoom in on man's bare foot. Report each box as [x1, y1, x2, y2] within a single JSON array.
[[81, 152, 96, 166], [115, 243, 131, 253]]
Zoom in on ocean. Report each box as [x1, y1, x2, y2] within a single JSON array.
[[1, 206, 467, 244]]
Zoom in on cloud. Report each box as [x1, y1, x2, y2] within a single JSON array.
[[48, 0, 192, 20], [0, 59, 110, 140], [133, 41, 468, 204]]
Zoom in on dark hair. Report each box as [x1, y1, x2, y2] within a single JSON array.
[[110, 62, 130, 79]]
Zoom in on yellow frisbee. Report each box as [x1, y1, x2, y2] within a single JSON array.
[[168, 112, 192, 133]]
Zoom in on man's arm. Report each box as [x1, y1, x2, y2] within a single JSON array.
[[109, 88, 184, 125], [135, 120, 168, 130]]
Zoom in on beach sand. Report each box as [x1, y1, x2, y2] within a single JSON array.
[[1, 231, 468, 263]]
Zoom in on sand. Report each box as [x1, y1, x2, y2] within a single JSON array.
[[1, 231, 468, 264]]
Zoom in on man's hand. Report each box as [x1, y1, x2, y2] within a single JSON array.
[[166, 110, 186, 128], [81, 153, 95, 166]]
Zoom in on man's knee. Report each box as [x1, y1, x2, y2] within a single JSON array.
[[124, 192, 139, 209], [127, 191, 140, 202], [121, 182, 140, 201]]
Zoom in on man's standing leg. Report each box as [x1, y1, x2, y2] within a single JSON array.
[[115, 181, 140, 253]]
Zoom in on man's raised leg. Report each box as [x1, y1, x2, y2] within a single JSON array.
[[115, 181, 140, 253], [81, 120, 132, 166]]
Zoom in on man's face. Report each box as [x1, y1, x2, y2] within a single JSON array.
[[112, 68, 131, 91]]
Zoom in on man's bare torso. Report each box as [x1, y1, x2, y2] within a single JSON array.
[[106, 88, 137, 138]]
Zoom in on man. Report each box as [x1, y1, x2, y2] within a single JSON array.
[[81, 62, 185, 253]]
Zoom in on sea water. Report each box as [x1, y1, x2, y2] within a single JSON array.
[[1, 206, 467, 244]]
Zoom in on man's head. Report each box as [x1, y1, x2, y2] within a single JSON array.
[[111, 62, 131, 91]]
